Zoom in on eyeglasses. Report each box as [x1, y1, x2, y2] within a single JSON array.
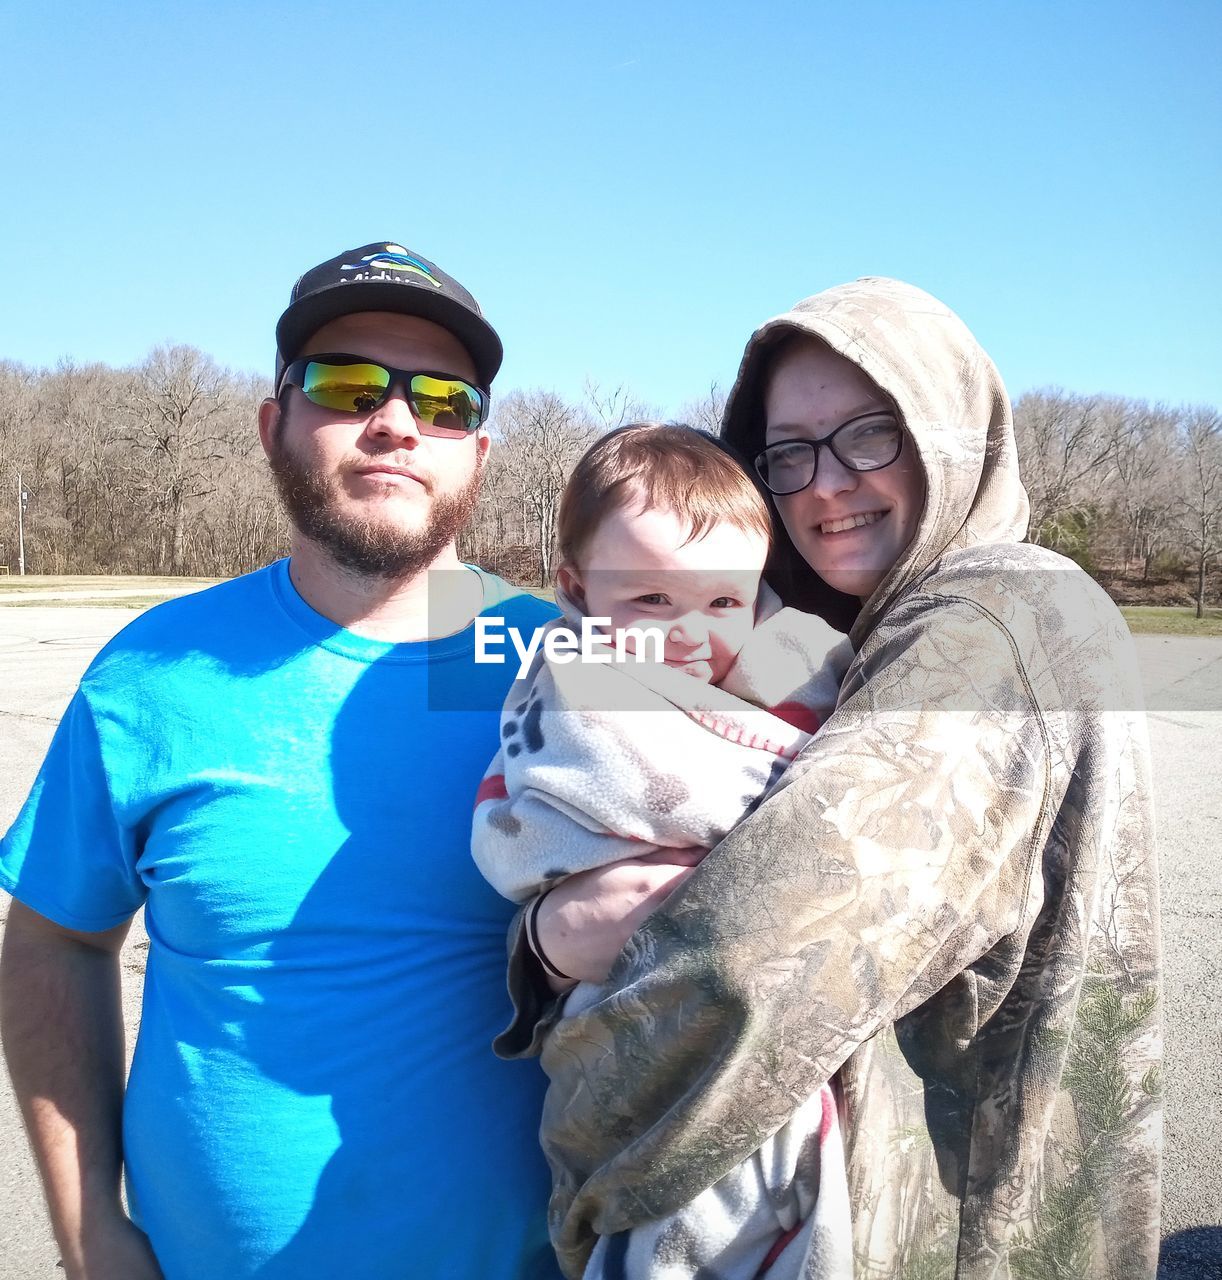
[[280, 353, 490, 437], [753, 413, 904, 496]]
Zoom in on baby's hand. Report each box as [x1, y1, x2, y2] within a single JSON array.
[[535, 848, 707, 988]]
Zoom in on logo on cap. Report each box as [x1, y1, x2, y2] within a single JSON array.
[[339, 245, 443, 288]]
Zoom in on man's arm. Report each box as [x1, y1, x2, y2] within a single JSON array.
[[0, 901, 162, 1280]]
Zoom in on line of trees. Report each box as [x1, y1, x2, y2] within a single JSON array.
[[0, 350, 279, 577], [2, 348, 1220, 614], [1014, 390, 1222, 615]]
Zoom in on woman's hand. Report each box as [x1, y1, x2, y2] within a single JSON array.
[[534, 848, 707, 989]]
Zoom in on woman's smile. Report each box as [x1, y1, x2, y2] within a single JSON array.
[[816, 510, 887, 535]]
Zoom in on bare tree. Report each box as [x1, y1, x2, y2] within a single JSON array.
[[582, 378, 655, 433], [676, 381, 727, 436], [1105, 401, 1178, 578], [487, 390, 595, 584], [0, 361, 39, 570], [38, 359, 141, 571], [1013, 388, 1117, 546], [123, 346, 244, 574], [1174, 407, 1222, 618]]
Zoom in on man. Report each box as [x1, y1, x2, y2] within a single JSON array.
[[0, 242, 561, 1280]]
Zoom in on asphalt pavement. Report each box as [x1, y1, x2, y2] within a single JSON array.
[[0, 605, 1218, 1277]]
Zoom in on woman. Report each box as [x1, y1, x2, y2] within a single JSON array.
[[511, 278, 1161, 1279]]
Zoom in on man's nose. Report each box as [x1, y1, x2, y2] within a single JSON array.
[[364, 390, 421, 445]]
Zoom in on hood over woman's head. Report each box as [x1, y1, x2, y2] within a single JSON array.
[[722, 277, 1030, 639]]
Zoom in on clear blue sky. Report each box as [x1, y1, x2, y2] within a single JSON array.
[[2, 1, 1219, 416]]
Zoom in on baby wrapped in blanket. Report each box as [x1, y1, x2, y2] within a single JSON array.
[[472, 426, 856, 1280]]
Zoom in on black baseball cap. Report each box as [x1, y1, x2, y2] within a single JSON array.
[[274, 241, 503, 390]]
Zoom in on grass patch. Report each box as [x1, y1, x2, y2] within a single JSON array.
[[1120, 606, 1222, 637], [0, 595, 187, 609], [0, 575, 218, 593]]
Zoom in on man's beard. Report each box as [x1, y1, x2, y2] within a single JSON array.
[[266, 430, 484, 579]]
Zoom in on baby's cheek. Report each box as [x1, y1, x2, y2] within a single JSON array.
[[707, 642, 739, 684], [711, 621, 756, 682]]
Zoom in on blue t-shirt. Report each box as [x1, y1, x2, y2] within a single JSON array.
[[0, 561, 562, 1280]]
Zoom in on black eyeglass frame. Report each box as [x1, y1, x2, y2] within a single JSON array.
[[279, 353, 491, 433], [753, 413, 905, 496]]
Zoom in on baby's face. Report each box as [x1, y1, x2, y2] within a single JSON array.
[[566, 502, 769, 685]]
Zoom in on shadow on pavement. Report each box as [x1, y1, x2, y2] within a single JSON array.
[[1159, 1226, 1222, 1278]]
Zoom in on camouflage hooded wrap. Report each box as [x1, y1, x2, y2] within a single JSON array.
[[514, 279, 1161, 1279]]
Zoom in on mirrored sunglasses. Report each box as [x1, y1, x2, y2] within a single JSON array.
[[280, 354, 489, 437]]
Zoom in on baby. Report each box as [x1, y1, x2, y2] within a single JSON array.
[[473, 424, 855, 1280]]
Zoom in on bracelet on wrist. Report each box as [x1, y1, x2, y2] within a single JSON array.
[[526, 890, 576, 983]]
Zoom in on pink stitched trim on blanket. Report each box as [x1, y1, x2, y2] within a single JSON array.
[[688, 709, 804, 761]]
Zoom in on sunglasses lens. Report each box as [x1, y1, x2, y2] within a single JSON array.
[[408, 375, 486, 435], [300, 361, 391, 412]]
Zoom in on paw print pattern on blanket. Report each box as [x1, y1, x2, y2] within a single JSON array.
[[502, 689, 545, 758], [644, 774, 690, 815]]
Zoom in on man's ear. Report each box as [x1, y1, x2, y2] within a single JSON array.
[[475, 427, 491, 464], [257, 397, 281, 460], [556, 563, 585, 607]]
